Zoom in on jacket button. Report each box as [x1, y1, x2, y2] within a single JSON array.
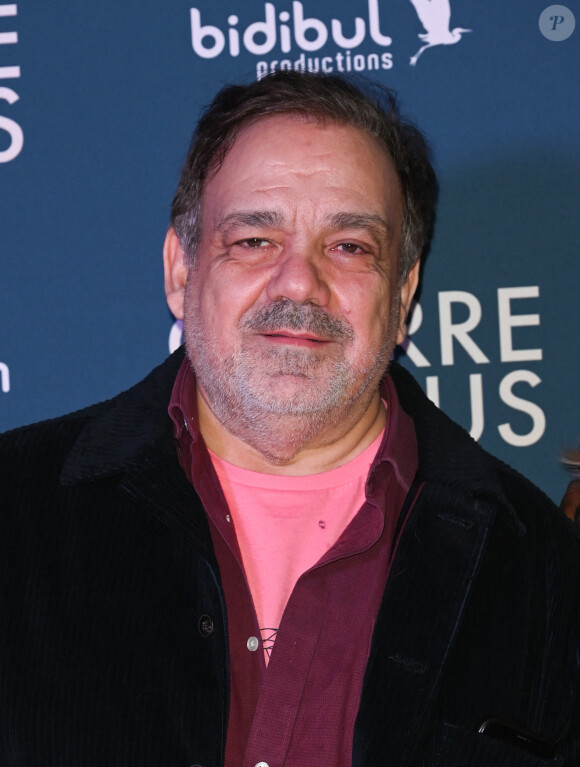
[[198, 614, 215, 637]]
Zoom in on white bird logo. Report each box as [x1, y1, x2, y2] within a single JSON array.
[[409, 0, 471, 66]]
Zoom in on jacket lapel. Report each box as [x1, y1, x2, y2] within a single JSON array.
[[353, 364, 522, 766], [120, 436, 217, 560], [59, 348, 217, 557], [353, 480, 496, 766]]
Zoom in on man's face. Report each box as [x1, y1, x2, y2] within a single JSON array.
[[167, 115, 418, 453]]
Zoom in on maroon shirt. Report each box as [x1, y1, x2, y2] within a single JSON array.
[[169, 359, 418, 767]]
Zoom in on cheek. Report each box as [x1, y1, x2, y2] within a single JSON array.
[[185, 268, 266, 346], [210, 265, 271, 320], [339, 280, 393, 339]]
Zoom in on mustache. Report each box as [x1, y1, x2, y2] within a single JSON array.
[[241, 299, 354, 341]]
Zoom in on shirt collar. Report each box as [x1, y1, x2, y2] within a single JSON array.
[[168, 356, 202, 442], [168, 357, 417, 494], [373, 373, 418, 494]]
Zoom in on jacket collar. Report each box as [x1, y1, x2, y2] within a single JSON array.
[[60, 347, 222, 560], [388, 362, 524, 534], [62, 351, 519, 526], [60, 347, 186, 485]]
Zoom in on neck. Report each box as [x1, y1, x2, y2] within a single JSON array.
[[197, 386, 386, 476]]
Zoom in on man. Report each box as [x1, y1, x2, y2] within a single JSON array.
[[1, 72, 579, 766], [560, 449, 580, 524], [562, 480, 580, 524]]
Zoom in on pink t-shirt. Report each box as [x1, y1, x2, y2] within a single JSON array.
[[209, 430, 384, 662]]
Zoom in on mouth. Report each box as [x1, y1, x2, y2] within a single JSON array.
[[261, 331, 332, 347]]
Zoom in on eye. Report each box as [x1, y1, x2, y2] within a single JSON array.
[[237, 237, 269, 248], [334, 242, 368, 256]]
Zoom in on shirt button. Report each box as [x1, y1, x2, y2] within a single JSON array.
[[198, 614, 215, 637], [247, 636, 260, 652], [255, 762, 269, 767]]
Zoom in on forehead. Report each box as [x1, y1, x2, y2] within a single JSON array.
[[199, 115, 403, 238]]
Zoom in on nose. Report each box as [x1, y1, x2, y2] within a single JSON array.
[[265, 245, 331, 306]]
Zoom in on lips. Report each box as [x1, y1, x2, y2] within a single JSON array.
[[262, 331, 330, 345]]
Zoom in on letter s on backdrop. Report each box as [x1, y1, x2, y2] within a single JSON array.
[[498, 370, 546, 447], [0, 86, 23, 162]]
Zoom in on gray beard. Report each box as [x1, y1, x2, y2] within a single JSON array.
[[184, 298, 397, 463]]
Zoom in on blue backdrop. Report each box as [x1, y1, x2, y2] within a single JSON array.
[[1, 0, 578, 503]]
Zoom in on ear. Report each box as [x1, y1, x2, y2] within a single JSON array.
[[396, 260, 420, 345], [163, 227, 189, 320]]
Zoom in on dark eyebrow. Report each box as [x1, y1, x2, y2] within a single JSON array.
[[328, 212, 394, 242], [216, 210, 283, 232]]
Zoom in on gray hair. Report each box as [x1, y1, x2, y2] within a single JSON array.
[[171, 71, 437, 283]]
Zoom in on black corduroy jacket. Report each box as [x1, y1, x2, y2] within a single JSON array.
[[1, 349, 579, 766]]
